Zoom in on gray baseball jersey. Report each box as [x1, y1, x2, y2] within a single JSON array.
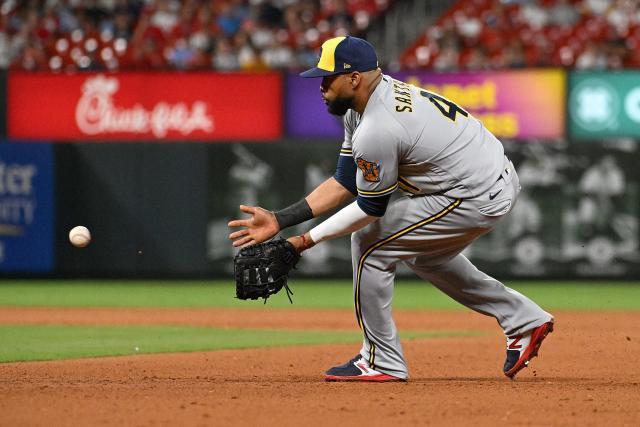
[[338, 75, 552, 379], [342, 75, 504, 200]]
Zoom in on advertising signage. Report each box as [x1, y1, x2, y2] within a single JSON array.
[[0, 143, 54, 272], [8, 72, 283, 141], [569, 71, 640, 139], [286, 70, 566, 140]]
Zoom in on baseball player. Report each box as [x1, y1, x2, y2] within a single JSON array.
[[228, 36, 554, 382]]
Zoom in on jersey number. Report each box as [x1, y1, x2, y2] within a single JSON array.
[[420, 90, 468, 121]]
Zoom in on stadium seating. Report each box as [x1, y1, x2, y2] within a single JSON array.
[[401, 0, 640, 70], [1, 0, 637, 71], [0, 0, 392, 72]]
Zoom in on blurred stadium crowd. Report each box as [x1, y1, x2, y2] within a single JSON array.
[[0, 0, 638, 72], [0, 0, 391, 71], [402, 0, 640, 70]]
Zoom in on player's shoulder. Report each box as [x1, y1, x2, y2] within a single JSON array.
[[352, 118, 399, 157], [355, 77, 413, 140]]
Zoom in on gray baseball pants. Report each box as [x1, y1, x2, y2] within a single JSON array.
[[351, 161, 553, 379]]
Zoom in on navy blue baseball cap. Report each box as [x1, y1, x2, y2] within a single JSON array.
[[300, 36, 379, 78]]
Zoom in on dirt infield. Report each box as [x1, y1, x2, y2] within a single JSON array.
[[1, 309, 639, 426]]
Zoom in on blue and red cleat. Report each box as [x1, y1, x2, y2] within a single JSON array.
[[503, 321, 554, 378], [325, 355, 404, 382]]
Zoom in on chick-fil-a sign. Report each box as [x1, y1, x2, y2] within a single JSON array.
[[75, 74, 213, 138], [9, 72, 282, 141]]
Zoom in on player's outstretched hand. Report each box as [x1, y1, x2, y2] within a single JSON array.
[[228, 205, 280, 248]]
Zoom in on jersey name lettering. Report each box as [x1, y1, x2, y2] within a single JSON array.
[[393, 80, 413, 113]]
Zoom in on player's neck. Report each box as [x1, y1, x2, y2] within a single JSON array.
[[353, 71, 382, 114]]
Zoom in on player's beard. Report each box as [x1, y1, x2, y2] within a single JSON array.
[[327, 96, 354, 116]]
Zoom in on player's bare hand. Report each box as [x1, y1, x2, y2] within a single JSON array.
[[228, 205, 280, 247]]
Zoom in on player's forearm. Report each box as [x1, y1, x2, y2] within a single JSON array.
[[305, 177, 355, 217], [308, 201, 378, 244], [274, 177, 354, 231]]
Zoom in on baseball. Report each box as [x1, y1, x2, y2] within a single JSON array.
[[69, 226, 91, 248]]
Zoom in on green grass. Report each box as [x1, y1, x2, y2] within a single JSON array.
[[0, 280, 639, 310], [1, 280, 637, 363], [0, 325, 477, 363]]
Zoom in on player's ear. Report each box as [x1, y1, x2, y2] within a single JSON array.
[[349, 72, 361, 88]]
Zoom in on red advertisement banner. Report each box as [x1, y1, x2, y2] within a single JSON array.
[[8, 72, 283, 141]]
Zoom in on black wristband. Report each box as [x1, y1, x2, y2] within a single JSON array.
[[274, 199, 314, 229]]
